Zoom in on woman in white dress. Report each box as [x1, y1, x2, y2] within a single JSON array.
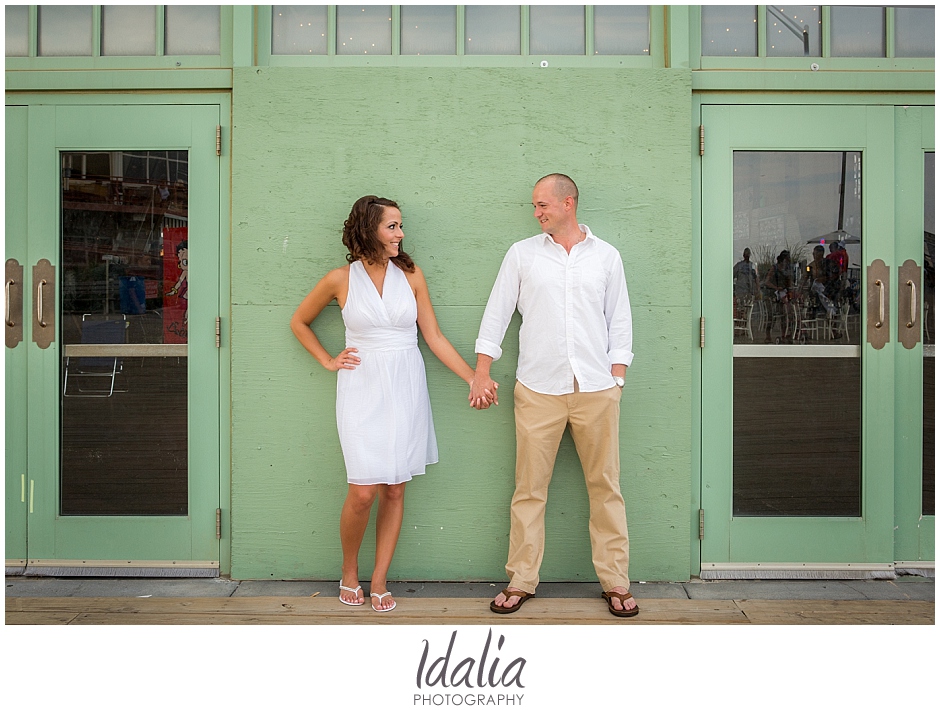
[[291, 196, 496, 612]]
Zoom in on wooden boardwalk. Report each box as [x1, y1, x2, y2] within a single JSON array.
[[6, 595, 934, 625]]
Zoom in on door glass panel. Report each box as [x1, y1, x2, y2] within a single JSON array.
[[830, 5, 886, 58], [701, 5, 758, 56], [924, 151, 935, 516], [895, 6, 935, 58], [529, 5, 585, 55], [101, 5, 156, 56], [765, 5, 821, 57], [60, 151, 188, 516], [732, 151, 862, 516], [272, 5, 328, 55], [465, 5, 520, 55], [336, 5, 392, 55], [593, 5, 649, 55], [38, 5, 93, 57], [401, 5, 456, 55]]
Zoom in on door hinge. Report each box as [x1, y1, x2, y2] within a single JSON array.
[[699, 125, 705, 156], [216, 125, 222, 156], [216, 508, 222, 539], [698, 509, 705, 540], [699, 316, 705, 348], [215, 316, 221, 348]]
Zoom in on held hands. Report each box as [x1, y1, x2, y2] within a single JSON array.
[[468, 373, 499, 410], [327, 347, 360, 371]]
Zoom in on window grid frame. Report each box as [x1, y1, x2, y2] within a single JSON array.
[[694, 5, 934, 70], [7, 5, 231, 67], [260, 5, 663, 67]]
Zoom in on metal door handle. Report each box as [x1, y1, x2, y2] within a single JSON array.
[[37, 279, 48, 328], [5, 279, 14, 326], [874, 279, 884, 328], [907, 279, 917, 328]]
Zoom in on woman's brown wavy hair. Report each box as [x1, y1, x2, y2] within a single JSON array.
[[342, 196, 415, 273]]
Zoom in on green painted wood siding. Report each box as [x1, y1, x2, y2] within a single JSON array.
[[230, 67, 692, 581]]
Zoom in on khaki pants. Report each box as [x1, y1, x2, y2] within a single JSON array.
[[506, 381, 630, 594]]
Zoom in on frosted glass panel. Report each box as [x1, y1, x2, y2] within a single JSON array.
[[465, 5, 520, 55], [594, 5, 649, 55], [401, 6, 456, 55], [895, 6, 935, 58], [530, 5, 584, 55], [337, 5, 392, 55], [38, 5, 93, 56], [701, 5, 757, 56], [102, 6, 156, 56], [830, 6, 885, 57], [272, 5, 328, 55], [765, 6, 821, 57], [165, 5, 220, 55], [5, 5, 29, 57]]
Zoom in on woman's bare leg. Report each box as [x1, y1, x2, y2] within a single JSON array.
[[371, 482, 406, 610], [339, 483, 378, 604]]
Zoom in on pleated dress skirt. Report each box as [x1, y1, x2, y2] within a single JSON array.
[[335, 260, 438, 485]]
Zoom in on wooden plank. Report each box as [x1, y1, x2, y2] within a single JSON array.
[[736, 599, 935, 625]]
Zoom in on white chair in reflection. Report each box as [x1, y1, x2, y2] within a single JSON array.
[[63, 314, 129, 398], [733, 297, 755, 341], [827, 299, 851, 343]]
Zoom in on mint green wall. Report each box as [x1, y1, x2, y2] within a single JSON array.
[[230, 67, 692, 581]]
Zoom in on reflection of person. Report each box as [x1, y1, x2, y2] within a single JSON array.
[[802, 245, 837, 318], [290, 196, 493, 613], [733, 248, 759, 299], [763, 250, 795, 343], [166, 241, 189, 320], [469, 174, 638, 618]]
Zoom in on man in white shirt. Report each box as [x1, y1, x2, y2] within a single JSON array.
[[469, 174, 637, 617]]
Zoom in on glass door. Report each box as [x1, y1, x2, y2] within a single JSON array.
[[701, 104, 895, 573], [23, 104, 221, 572]]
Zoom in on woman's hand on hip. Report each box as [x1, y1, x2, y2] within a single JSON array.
[[327, 347, 360, 371]]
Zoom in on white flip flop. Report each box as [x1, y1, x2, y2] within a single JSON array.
[[339, 583, 364, 606], [370, 591, 396, 612]]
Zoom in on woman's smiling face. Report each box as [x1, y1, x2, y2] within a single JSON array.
[[376, 206, 404, 259]]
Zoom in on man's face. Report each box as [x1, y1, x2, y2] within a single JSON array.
[[743, 249, 751, 261], [532, 182, 570, 235]]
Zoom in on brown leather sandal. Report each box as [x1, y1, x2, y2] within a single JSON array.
[[489, 588, 535, 614], [602, 590, 640, 618]]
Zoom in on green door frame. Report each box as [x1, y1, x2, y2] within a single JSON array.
[[700, 103, 896, 573], [11, 102, 224, 573], [894, 105, 935, 566]]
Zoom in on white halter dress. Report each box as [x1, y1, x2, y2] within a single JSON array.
[[336, 260, 438, 485]]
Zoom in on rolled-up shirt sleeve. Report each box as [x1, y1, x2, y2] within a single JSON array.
[[605, 250, 634, 368], [475, 245, 521, 361]]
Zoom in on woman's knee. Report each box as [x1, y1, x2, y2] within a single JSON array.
[[379, 482, 406, 503], [345, 485, 378, 512]]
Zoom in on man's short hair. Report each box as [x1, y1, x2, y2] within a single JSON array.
[[536, 173, 579, 205]]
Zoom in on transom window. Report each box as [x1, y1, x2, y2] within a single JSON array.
[[701, 5, 934, 59]]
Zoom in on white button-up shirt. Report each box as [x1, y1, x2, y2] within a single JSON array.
[[475, 225, 634, 395]]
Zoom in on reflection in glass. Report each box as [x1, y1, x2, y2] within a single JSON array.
[[402, 6, 456, 55], [732, 151, 862, 517], [830, 5, 885, 58], [38, 5, 93, 56], [337, 5, 392, 55], [895, 6, 935, 58], [765, 6, 821, 57], [272, 5, 328, 55], [165, 5, 220, 55], [594, 5, 649, 55], [530, 5, 585, 56], [465, 5, 520, 55], [60, 151, 189, 515], [102, 5, 156, 56], [5, 5, 29, 57], [701, 5, 757, 56], [924, 152, 935, 516]]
